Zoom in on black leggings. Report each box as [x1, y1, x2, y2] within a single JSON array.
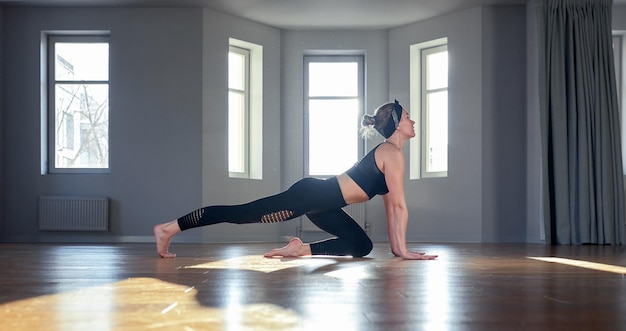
[[177, 177, 373, 257]]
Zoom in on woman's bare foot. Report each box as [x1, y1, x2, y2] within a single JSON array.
[[153, 220, 181, 258], [263, 237, 312, 258]]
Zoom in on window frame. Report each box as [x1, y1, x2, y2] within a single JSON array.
[[303, 55, 365, 177], [228, 45, 251, 178], [228, 38, 263, 180], [410, 38, 449, 179], [45, 33, 111, 174]]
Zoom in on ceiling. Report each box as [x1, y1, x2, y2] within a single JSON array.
[[0, 0, 533, 29], [3, 0, 625, 29]]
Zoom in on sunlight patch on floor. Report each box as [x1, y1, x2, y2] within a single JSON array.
[[528, 257, 626, 274], [324, 265, 375, 280], [0, 277, 303, 331], [184, 255, 317, 273]]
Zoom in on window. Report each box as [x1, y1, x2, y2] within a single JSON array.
[[305, 55, 364, 176], [410, 38, 448, 179], [228, 46, 249, 176], [228, 38, 263, 179], [46, 34, 110, 173]]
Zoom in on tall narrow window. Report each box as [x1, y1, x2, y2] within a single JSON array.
[[228, 46, 249, 176], [305, 56, 364, 176], [228, 38, 263, 179], [422, 45, 448, 175], [47, 35, 110, 173], [410, 38, 448, 179]]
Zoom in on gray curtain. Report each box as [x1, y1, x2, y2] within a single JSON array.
[[536, 0, 625, 244]]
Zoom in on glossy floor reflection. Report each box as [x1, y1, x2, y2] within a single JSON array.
[[0, 243, 624, 330]]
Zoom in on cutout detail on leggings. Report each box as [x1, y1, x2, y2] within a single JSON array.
[[260, 210, 294, 223], [179, 209, 205, 229]]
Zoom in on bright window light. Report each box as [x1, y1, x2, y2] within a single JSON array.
[[410, 39, 448, 179], [305, 57, 363, 177], [228, 39, 263, 180], [228, 46, 249, 176], [308, 62, 358, 97], [423, 47, 448, 174], [528, 257, 626, 274], [308, 99, 359, 175], [50, 37, 110, 172]]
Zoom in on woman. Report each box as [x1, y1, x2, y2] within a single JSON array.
[[154, 100, 437, 260]]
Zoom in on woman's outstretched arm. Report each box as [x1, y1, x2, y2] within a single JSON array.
[[379, 146, 437, 260]]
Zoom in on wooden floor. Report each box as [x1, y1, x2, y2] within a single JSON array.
[[0, 242, 625, 331]]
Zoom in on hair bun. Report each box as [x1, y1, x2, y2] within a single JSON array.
[[360, 114, 378, 139], [361, 114, 376, 127]]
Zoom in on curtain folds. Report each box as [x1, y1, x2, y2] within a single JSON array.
[[536, 0, 625, 244]]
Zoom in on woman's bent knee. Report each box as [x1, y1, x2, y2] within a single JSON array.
[[351, 239, 373, 258]]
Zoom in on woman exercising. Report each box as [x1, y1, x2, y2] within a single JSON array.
[[153, 100, 437, 260]]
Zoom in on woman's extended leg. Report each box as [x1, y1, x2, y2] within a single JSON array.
[[175, 177, 345, 230], [154, 177, 347, 257]]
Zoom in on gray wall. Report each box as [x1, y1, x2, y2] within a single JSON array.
[[280, 5, 528, 243], [2, 7, 204, 242], [387, 5, 527, 243], [0, 7, 3, 240], [278, 29, 389, 241], [200, 9, 282, 243], [389, 7, 486, 242], [7, 2, 621, 244], [0, 6, 284, 244], [481, 6, 527, 242], [526, 0, 543, 243]]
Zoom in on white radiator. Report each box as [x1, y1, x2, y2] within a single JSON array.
[[300, 203, 366, 232], [39, 196, 109, 232]]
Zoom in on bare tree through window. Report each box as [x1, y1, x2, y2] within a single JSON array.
[[51, 38, 109, 171]]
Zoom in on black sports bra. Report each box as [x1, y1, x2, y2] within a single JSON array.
[[345, 143, 389, 199]]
